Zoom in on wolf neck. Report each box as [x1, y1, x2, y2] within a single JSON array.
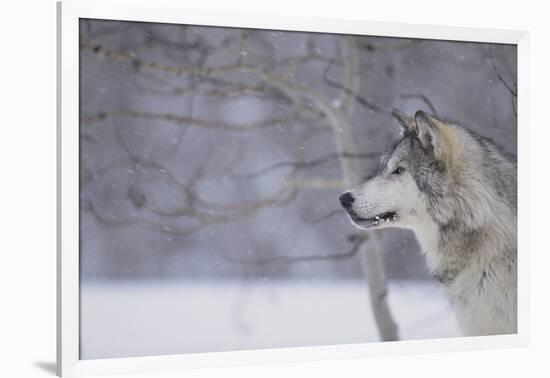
[[412, 211, 515, 285], [411, 217, 442, 274], [412, 219, 477, 285]]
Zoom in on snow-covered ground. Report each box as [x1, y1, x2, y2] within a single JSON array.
[[80, 280, 460, 359]]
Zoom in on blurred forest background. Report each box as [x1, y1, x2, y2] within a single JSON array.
[[79, 19, 517, 359]]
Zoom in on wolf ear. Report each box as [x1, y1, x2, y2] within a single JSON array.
[[414, 110, 451, 160], [391, 109, 416, 133]]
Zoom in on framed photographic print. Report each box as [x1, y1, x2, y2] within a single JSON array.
[[57, 0, 529, 376]]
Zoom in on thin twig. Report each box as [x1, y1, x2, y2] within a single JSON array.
[[303, 209, 346, 224], [399, 94, 438, 116], [489, 45, 517, 97]]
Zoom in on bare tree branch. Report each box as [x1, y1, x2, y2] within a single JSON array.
[[81, 42, 260, 76], [81, 109, 314, 132], [323, 63, 392, 114], [234, 151, 382, 180], [223, 233, 367, 265]]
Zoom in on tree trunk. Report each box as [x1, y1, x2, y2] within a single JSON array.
[[257, 50, 399, 340], [339, 38, 399, 341], [315, 99, 399, 342]]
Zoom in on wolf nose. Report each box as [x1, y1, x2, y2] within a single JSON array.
[[339, 192, 355, 209]]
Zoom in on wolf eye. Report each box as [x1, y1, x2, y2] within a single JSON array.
[[392, 167, 405, 175]]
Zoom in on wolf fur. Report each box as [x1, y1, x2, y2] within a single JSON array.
[[339, 110, 517, 336]]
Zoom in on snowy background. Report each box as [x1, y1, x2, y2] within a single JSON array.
[[81, 281, 459, 358], [79, 19, 516, 359]]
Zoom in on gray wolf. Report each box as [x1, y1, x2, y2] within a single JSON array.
[[339, 110, 517, 336]]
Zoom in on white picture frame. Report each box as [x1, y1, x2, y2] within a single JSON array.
[[57, 0, 530, 376]]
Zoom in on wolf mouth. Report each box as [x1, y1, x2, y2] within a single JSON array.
[[350, 211, 398, 227]]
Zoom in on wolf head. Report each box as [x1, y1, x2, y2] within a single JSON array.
[[339, 110, 506, 232]]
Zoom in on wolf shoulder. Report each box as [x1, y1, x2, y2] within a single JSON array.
[[448, 248, 518, 336]]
